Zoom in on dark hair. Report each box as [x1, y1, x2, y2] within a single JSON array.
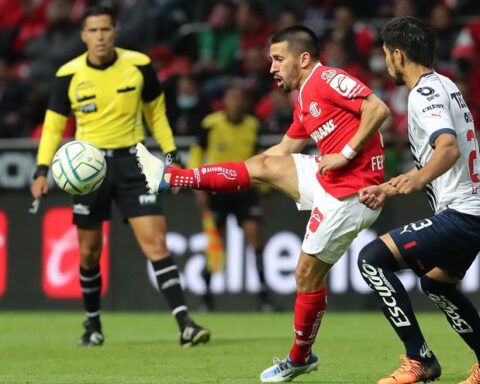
[[82, 5, 116, 27], [381, 16, 435, 67], [271, 25, 320, 59]]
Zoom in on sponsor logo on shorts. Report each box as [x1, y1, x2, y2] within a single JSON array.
[[360, 261, 412, 327], [139, 194, 157, 205], [426, 293, 474, 333], [73, 204, 90, 215], [308, 207, 323, 233]]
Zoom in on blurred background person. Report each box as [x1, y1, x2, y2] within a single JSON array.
[[188, 86, 276, 311]]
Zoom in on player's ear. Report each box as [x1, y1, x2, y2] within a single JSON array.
[[299, 52, 311, 69]]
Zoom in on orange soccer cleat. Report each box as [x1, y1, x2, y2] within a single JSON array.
[[459, 364, 480, 384], [378, 355, 441, 384]]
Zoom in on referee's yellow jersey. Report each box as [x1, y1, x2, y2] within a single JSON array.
[[37, 48, 176, 166], [188, 110, 260, 168]]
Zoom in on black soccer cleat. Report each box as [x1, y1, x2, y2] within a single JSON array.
[[79, 319, 104, 346], [180, 320, 211, 348]]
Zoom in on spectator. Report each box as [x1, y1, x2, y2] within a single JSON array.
[[241, 47, 273, 106], [23, 0, 84, 82], [194, 0, 239, 76], [237, 0, 273, 54], [0, 57, 31, 137], [430, 3, 460, 72], [167, 75, 210, 136]]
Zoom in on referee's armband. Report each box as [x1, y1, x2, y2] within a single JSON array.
[[33, 165, 49, 179]]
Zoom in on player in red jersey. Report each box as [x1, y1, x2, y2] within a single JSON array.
[[136, 25, 389, 382]]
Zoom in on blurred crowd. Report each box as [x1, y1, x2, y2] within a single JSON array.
[[1, 0, 480, 176]]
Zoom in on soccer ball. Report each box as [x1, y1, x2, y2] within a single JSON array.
[[51, 141, 106, 195]]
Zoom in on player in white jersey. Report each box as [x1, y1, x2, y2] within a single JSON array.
[[358, 17, 480, 384]]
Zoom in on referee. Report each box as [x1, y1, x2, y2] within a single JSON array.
[[30, 6, 210, 347]]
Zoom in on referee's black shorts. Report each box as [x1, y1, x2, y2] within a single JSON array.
[[209, 188, 263, 227], [73, 146, 163, 228]]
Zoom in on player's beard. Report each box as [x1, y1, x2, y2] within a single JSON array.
[[392, 69, 405, 86]]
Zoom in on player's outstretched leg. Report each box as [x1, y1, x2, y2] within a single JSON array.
[[460, 364, 480, 384], [135, 143, 171, 193], [259, 354, 319, 383]]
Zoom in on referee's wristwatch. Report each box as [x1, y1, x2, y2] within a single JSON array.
[[33, 165, 49, 179], [165, 150, 183, 167]]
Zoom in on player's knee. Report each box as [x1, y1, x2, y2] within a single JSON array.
[[420, 275, 455, 296], [245, 154, 268, 184], [357, 238, 398, 273]]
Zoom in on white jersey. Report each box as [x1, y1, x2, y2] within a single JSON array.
[[408, 71, 480, 215]]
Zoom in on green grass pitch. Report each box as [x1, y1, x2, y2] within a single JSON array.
[[0, 311, 475, 383]]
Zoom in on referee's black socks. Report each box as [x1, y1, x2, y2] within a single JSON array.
[[79, 265, 102, 329], [152, 257, 190, 330]]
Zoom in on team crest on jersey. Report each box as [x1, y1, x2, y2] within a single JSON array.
[[321, 69, 336, 80], [309, 102, 321, 117], [417, 87, 435, 96]]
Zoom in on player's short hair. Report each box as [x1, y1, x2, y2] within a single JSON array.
[[82, 5, 116, 27], [381, 16, 435, 68], [271, 25, 320, 59]]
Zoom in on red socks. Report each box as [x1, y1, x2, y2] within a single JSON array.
[[289, 288, 327, 365], [166, 162, 251, 192]]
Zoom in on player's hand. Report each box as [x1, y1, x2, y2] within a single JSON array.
[[358, 185, 385, 210], [389, 173, 424, 194], [317, 153, 349, 175], [30, 176, 49, 200]]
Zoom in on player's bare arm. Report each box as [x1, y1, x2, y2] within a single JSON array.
[[391, 133, 460, 194], [317, 93, 390, 175], [262, 135, 309, 156]]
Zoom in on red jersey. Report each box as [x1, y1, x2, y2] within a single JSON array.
[[286, 63, 384, 198]]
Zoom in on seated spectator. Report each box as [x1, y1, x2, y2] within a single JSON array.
[[430, 3, 460, 72], [237, 0, 273, 55], [0, 57, 32, 138], [241, 47, 273, 106], [255, 88, 293, 135], [194, 0, 239, 76], [167, 75, 210, 136], [23, 0, 84, 82]]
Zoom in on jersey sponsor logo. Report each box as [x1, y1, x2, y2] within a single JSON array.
[[0, 211, 6, 297], [309, 102, 321, 117], [42, 208, 109, 298], [327, 73, 365, 99], [360, 261, 412, 327], [417, 87, 435, 96], [80, 103, 97, 114], [321, 69, 336, 80], [73, 203, 90, 215], [451, 91, 467, 109], [422, 104, 444, 112], [310, 119, 337, 142], [426, 292, 474, 333]]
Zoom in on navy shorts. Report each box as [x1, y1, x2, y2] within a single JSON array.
[[73, 150, 163, 228], [390, 208, 480, 279], [209, 189, 263, 227]]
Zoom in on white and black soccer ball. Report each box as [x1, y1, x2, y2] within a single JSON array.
[[51, 141, 106, 195]]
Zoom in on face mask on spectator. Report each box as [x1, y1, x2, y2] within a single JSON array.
[[177, 95, 198, 109], [369, 55, 386, 73]]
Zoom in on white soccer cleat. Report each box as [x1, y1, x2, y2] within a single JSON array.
[[260, 354, 319, 382], [135, 143, 170, 194]]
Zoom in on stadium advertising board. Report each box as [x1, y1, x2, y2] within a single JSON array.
[[0, 211, 6, 297], [42, 208, 110, 298]]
